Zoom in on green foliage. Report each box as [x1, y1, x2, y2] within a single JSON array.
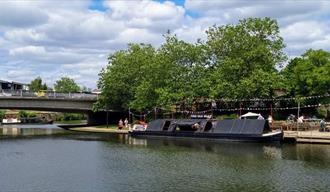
[[96, 17, 329, 112], [317, 106, 328, 119], [282, 49, 330, 96], [29, 77, 48, 92], [54, 77, 80, 93], [19, 110, 37, 118], [215, 114, 238, 120], [81, 86, 91, 93], [0, 110, 5, 120], [97, 44, 157, 110], [206, 17, 286, 99], [56, 113, 85, 121]]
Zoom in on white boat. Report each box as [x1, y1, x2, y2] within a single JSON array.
[[2, 118, 21, 124]]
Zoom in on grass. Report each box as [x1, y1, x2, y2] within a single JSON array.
[[95, 124, 117, 129], [55, 120, 87, 124]]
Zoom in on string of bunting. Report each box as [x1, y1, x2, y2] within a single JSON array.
[[129, 95, 330, 116], [173, 103, 330, 114], [176, 109, 213, 114], [129, 110, 152, 118], [214, 94, 330, 102]]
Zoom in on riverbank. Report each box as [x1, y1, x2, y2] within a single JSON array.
[[67, 126, 129, 134], [65, 126, 330, 144]]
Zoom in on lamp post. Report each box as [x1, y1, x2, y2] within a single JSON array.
[[106, 104, 109, 128]]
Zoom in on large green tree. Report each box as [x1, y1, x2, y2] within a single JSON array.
[[29, 77, 48, 92], [97, 17, 289, 111], [154, 34, 209, 109], [282, 49, 330, 96], [206, 17, 287, 99], [54, 77, 80, 93], [97, 44, 157, 110]]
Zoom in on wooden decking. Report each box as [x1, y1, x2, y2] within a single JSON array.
[[284, 130, 330, 144]]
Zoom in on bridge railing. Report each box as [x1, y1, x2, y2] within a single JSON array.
[[0, 90, 98, 100]]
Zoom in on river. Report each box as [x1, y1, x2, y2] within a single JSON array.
[[0, 125, 330, 192]]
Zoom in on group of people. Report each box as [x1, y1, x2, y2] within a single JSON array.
[[118, 118, 129, 130], [118, 118, 147, 130], [287, 114, 305, 123]]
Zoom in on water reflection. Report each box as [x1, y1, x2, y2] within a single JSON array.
[[282, 143, 330, 166], [0, 126, 67, 137], [117, 135, 282, 159], [0, 128, 330, 191]]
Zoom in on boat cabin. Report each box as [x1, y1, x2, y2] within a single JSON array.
[[145, 119, 271, 136]]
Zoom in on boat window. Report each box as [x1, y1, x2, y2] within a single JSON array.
[[176, 125, 197, 132], [162, 121, 171, 131], [204, 121, 213, 132]]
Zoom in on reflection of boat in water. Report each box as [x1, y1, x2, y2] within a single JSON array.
[[130, 119, 283, 142]]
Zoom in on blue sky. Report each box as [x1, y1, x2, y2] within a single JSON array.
[[0, 0, 329, 88]]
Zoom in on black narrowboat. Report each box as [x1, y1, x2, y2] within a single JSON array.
[[129, 119, 283, 142]]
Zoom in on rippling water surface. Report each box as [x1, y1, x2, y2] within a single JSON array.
[[0, 126, 330, 192]]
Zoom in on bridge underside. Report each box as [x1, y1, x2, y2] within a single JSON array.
[[0, 97, 126, 125]]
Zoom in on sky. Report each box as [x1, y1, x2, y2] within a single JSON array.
[[0, 0, 330, 89]]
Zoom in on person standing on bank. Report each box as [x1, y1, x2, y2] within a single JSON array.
[[124, 118, 129, 128], [118, 119, 124, 130], [320, 119, 326, 132], [268, 115, 273, 125]]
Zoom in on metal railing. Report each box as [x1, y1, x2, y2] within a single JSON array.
[[0, 90, 98, 100]]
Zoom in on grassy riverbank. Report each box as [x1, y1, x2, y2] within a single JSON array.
[[68, 126, 128, 134], [55, 120, 87, 125]]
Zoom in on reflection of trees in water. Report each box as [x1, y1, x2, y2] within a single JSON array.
[[127, 137, 283, 192], [282, 144, 330, 166], [0, 127, 66, 137]]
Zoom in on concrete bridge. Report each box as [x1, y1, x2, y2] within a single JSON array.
[[0, 91, 124, 124], [0, 96, 96, 113]]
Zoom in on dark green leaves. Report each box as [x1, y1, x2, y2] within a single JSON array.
[[97, 17, 329, 112], [54, 77, 80, 93]]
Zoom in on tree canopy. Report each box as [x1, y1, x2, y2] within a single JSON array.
[[54, 77, 80, 93], [282, 49, 330, 96], [97, 17, 329, 112], [29, 77, 48, 92]]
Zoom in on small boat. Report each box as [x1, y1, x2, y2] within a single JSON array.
[[129, 119, 283, 142], [2, 118, 21, 124]]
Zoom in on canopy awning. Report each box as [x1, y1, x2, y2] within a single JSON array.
[[240, 112, 264, 119]]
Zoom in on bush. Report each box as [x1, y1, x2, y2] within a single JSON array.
[[19, 110, 37, 118], [215, 113, 238, 120], [317, 106, 329, 119], [0, 110, 5, 120], [56, 113, 85, 121]]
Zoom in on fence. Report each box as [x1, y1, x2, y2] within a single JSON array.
[[0, 90, 98, 100]]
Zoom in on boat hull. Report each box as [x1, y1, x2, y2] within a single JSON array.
[[129, 130, 284, 143]]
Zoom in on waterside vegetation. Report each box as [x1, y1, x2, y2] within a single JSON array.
[[95, 18, 329, 113]]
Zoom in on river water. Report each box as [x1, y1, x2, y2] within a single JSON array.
[[0, 126, 330, 192]]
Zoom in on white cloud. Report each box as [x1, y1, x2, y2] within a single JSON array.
[[281, 20, 330, 56], [0, 1, 48, 28], [105, 0, 186, 33], [281, 21, 329, 43], [4, 29, 47, 44], [0, 0, 330, 89], [184, 0, 328, 21], [9, 46, 86, 64], [9, 46, 46, 56]]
